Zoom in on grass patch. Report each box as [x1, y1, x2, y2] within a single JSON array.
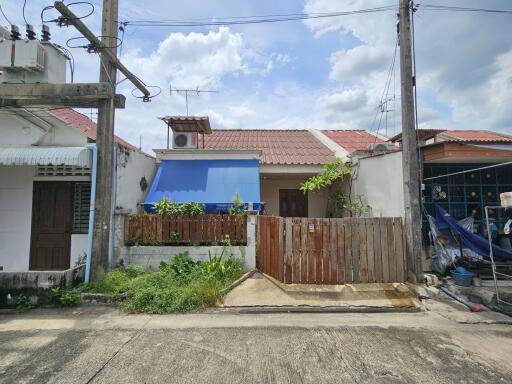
[[81, 251, 244, 314]]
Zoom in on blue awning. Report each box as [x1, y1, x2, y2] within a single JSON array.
[[144, 159, 261, 213]]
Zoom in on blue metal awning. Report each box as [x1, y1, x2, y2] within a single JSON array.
[[144, 159, 261, 213]]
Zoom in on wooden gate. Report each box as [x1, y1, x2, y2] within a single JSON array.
[[257, 216, 406, 284]]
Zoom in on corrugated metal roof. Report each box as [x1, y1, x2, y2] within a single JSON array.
[[203, 130, 335, 165], [159, 116, 212, 134], [0, 147, 91, 167], [322, 130, 385, 153]]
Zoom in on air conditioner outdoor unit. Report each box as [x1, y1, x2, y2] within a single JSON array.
[[367, 142, 396, 152], [172, 132, 198, 149]]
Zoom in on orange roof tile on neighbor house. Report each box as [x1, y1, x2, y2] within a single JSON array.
[[438, 130, 512, 143], [322, 130, 385, 153], [203, 130, 335, 165], [46, 108, 146, 154]]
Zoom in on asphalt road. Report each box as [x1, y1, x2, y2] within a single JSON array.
[[1, 307, 511, 383]]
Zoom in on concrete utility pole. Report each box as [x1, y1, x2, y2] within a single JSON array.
[[399, 0, 423, 283], [91, 0, 119, 280]]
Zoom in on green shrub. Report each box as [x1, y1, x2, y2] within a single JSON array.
[[15, 295, 34, 310], [228, 193, 245, 215], [153, 198, 205, 216], [51, 287, 81, 307], [160, 252, 198, 279], [181, 201, 205, 216], [82, 253, 244, 314]]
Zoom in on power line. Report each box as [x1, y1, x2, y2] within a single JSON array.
[[119, 6, 396, 27], [370, 35, 399, 143], [420, 4, 512, 15], [22, 0, 29, 25], [0, 2, 12, 25]]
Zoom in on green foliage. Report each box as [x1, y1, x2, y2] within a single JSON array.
[[51, 287, 81, 307], [159, 252, 198, 278], [170, 231, 180, 242], [153, 197, 175, 215], [181, 201, 206, 216], [202, 249, 243, 280], [300, 159, 370, 217], [228, 193, 245, 215], [331, 192, 371, 218], [153, 198, 205, 216], [83, 253, 244, 314], [300, 158, 353, 192], [15, 295, 34, 310], [219, 235, 231, 247]]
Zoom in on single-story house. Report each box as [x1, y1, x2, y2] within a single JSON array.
[[348, 129, 512, 237], [0, 108, 155, 272], [145, 116, 385, 218]]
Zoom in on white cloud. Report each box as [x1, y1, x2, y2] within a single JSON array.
[[304, 0, 512, 134], [122, 27, 247, 88], [329, 44, 391, 81]]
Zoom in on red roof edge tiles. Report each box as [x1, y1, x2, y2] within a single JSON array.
[[46, 108, 149, 155], [203, 129, 335, 165], [322, 130, 385, 153], [438, 130, 512, 143]]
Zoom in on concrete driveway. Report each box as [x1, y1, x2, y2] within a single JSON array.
[[1, 302, 511, 383]]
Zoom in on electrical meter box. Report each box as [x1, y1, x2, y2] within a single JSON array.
[[0, 39, 68, 83]]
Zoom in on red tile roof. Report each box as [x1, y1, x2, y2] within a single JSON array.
[[439, 130, 512, 143], [388, 129, 446, 142], [203, 130, 335, 165], [322, 130, 385, 153], [46, 108, 145, 154]]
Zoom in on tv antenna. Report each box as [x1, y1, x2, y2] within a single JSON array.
[[170, 84, 218, 115], [379, 97, 394, 136]]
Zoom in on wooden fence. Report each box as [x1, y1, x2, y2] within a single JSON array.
[[124, 214, 248, 246], [257, 216, 406, 284]]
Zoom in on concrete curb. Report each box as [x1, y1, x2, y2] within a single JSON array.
[[219, 269, 257, 297], [213, 304, 423, 314]]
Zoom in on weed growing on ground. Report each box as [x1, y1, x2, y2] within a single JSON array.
[[51, 287, 81, 307], [82, 252, 244, 314], [15, 295, 34, 310]]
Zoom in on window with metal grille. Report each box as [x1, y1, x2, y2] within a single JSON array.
[[73, 183, 91, 233]]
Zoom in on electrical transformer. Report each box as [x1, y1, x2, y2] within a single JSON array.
[[0, 34, 68, 83]]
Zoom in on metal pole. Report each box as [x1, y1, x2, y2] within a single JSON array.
[[485, 206, 501, 306]]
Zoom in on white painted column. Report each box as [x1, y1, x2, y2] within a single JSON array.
[[244, 215, 257, 270]]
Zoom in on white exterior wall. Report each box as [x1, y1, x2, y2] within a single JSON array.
[[352, 151, 405, 217], [115, 145, 155, 214], [0, 110, 155, 272], [0, 166, 35, 271], [70, 234, 88, 268]]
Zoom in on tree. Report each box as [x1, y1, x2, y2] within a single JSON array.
[[300, 158, 370, 217]]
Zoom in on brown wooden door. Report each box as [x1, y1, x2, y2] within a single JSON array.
[[279, 189, 308, 217], [30, 182, 73, 270]]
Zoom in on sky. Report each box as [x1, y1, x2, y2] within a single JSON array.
[[1, 0, 512, 153]]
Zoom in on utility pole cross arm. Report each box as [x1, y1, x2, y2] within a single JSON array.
[[54, 1, 150, 99], [0, 83, 126, 108]]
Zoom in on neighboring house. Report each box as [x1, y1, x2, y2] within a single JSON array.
[[352, 129, 512, 237], [146, 116, 387, 218], [203, 129, 336, 217], [0, 108, 155, 272]]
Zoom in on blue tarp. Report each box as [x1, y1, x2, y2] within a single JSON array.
[[144, 159, 262, 213], [435, 205, 512, 261]]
